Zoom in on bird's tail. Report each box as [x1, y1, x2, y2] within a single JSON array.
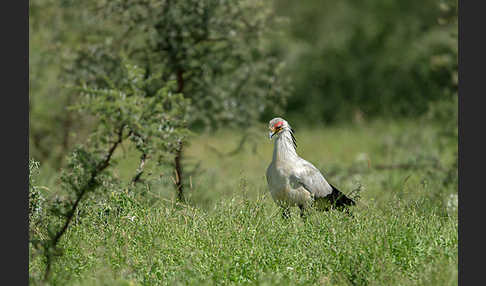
[[329, 183, 356, 208]]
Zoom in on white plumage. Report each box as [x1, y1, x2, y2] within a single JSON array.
[[266, 117, 355, 218]]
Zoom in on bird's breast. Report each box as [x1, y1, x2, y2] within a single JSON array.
[[266, 164, 312, 207]]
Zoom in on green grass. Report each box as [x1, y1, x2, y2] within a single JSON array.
[[29, 119, 458, 285]]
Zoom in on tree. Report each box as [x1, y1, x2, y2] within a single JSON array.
[[61, 0, 290, 201], [32, 62, 190, 282]]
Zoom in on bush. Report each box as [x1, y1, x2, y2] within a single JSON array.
[[29, 159, 44, 225]]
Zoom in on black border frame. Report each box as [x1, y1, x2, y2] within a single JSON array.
[[1, 0, 29, 284], [458, 0, 484, 285], [3, 0, 476, 284]]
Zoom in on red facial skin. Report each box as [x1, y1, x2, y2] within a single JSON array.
[[274, 121, 284, 128]]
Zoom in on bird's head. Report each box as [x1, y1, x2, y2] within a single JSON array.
[[268, 117, 290, 139]]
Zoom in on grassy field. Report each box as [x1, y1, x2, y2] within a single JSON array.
[[29, 119, 458, 285]]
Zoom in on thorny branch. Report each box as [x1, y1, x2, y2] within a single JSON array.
[[132, 153, 147, 184], [43, 125, 126, 282], [174, 141, 185, 202]]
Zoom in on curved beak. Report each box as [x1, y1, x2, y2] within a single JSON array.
[[269, 127, 280, 140]]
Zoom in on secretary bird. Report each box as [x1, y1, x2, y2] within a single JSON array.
[[266, 117, 355, 219]]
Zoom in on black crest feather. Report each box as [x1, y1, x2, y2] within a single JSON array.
[[290, 128, 297, 150]]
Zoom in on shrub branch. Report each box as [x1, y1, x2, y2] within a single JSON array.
[[43, 125, 125, 282], [132, 152, 147, 184]]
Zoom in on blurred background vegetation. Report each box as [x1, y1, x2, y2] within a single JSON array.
[[274, 0, 457, 124], [30, 0, 457, 169]]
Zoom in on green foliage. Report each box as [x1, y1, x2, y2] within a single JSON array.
[[29, 1, 458, 284], [29, 0, 96, 166], [425, 0, 457, 191], [274, 0, 457, 123], [30, 0, 291, 168], [30, 61, 192, 282], [64, 0, 290, 130], [29, 159, 44, 226], [427, 0, 458, 134], [30, 194, 457, 285], [30, 119, 457, 285], [74, 62, 191, 164]]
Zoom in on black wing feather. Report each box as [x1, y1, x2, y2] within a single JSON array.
[[328, 183, 355, 207]]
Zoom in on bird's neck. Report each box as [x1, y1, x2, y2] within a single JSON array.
[[273, 130, 298, 163]]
